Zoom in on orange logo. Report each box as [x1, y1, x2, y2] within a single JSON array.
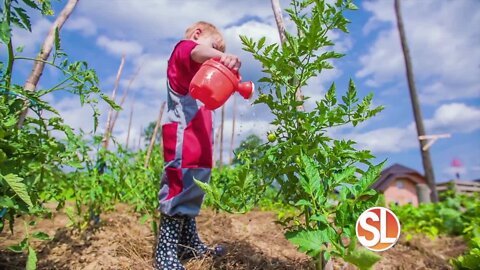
[[355, 207, 401, 251]]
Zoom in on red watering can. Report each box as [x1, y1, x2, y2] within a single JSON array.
[[189, 58, 254, 110]]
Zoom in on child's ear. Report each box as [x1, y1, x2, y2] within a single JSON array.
[[193, 29, 202, 40]]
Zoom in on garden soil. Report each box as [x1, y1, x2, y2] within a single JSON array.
[[0, 205, 467, 270]]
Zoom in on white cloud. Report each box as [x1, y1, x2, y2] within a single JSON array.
[[356, 0, 480, 103], [425, 103, 480, 134], [75, 0, 277, 48], [347, 103, 480, 153], [350, 126, 417, 153], [65, 17, 97, 36], [96, 36, 143, 57]]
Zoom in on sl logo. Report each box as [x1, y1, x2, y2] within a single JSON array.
[[356, 207, 401, 251]]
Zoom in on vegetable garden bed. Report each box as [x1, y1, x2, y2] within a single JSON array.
[[0, 205, 467, 270]]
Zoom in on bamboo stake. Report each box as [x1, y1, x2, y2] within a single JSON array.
[[125, 101, 135, 149], [213, 126, 221, 167], [219, 105, 225, 170], [229, 95, 237, 164], [270, 0, 303, 110], [144, 102, 166, 168], [109, 64, 142, 136], [102, 55, 125, 149], [271, 0, 287, 44], [17, 0, 80, 128], [137, 125, 143, 151]]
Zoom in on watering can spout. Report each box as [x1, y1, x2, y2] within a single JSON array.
[[237, 81, 254, 100]]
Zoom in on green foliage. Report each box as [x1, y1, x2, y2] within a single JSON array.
[[49, 133, 163, 232], [392, 195, 478, 239], [1, 173, 33, 208], [232, 134, 264, 165], [143, 121, 161, 146], [1, 0, 118, 236], [392, 194, 480, 269], [0, 2, 122, 269], [452, 247, 480, 270], [7, 221, 49, 270], [198, 165, 259, 213], [343, 248, 381, 270], [198, 0, 385, 268]]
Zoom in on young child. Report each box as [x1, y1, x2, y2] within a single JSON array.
[[154, 22, 241, 270]]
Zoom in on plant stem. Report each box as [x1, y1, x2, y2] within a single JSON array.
[[14, 57, 64, 72], [5, 0, 14, 91]]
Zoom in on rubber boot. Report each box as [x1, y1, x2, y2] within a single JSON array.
[[154, 215, 185, 270], [178, 217, 225, 260]]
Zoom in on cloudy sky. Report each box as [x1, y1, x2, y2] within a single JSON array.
[[8, 0, 480, 182]]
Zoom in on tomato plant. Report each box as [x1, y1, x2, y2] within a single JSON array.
[[199, 0, 385, 269], [1, 1, 118, 268]]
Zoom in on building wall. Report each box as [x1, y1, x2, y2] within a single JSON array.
[[383, 177, 424, 206]]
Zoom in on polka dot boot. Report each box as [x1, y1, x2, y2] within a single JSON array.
[[154, 215, 185, 270], [178, 217, 225, 260]]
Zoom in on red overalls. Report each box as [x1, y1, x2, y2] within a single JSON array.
[[158, 40, 214, 217]]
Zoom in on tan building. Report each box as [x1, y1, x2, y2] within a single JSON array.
[[371, 164, 429, 206]]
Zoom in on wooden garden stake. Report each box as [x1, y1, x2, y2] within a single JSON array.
[[17, 0, 80, 128], [109, 64, 142, 136], [126, 101, 135, 149], [144, 102, 166, 168], [229, 95, 237, 164], [219, 105, 225, 170], [102, 55, 125, 149], [418, 133, 451, 151], [395, 0, 438, 202]]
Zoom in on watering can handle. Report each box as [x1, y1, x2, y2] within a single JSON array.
[[211, 57, 241, 80]]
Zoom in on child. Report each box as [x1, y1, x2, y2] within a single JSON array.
[[154, 21, 241, 270]]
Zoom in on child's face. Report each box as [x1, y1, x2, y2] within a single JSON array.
[[195, 31, 222, 51]]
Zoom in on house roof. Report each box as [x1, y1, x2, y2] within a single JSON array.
[[371, 163, 425, 192]]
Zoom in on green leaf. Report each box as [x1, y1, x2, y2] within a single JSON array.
[[257, 36, 266, 50], [54, 27, 61, 51], [13, 7, 32, 31], [295, 199, 312, 208], [99, 93, 121, 110], [343, 248, 381, 270], [139, 214, 149, 225], [8, 239, 28, 253], [358, 161, 385, 191], [334, 166, 356, 184], [285, 229, 331, 257], [0, 20, 11, 44], [32, 231, 50, 241], [347, 3, 358, 10], [15, 45, 25, 53], [0, 196, 15, 208], [26, 246, 37, 270], [1, 174, 33, 208], [22, 0, 41, 10], [301, 154, 321, 197]]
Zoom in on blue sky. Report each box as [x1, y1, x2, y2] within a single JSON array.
[[7, 0, 480, 182]]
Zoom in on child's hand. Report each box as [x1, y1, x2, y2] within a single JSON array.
[[220, 54, 241, 72]]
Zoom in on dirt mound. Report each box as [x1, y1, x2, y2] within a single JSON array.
[[0, 205, 467, 269]]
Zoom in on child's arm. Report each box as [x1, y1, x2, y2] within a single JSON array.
[[191, 44, 241, 71]]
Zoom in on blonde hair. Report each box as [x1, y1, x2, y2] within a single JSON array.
[[185, 21, 225, 52]]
